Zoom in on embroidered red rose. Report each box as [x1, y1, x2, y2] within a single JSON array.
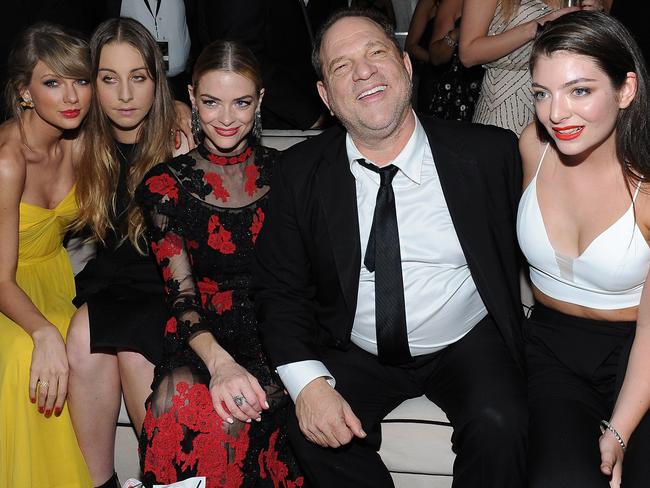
[[151, 233, 184, 263], [207, 215, 236, 254], [212, 290, 233, 315], [250, 207, 265, 244], [204, 172, 230, 202], [185, 239, 199, 250], [164, 317, 177, 335], [146, 173, 179, 202], [244, 164, 260, 197], [197, 277, 219, 307]]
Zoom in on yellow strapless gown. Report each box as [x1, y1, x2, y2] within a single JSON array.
[[0, 188, 91, 487]]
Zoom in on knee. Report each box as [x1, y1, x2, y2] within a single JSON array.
[[462, 399, 528, 446], [118, 351, 153, 370]]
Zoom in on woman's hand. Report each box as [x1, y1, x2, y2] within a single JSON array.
[[29, 325, 69, 416], [599, 431, 624, 488], [173, 100, 196, 151], [536, 6, 581, 29], [580, 0, 608, 12], [208, 358, 268, 424]]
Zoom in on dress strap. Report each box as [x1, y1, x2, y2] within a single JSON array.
[[534, 143, 551, 179], [632, 176, 644, 202]]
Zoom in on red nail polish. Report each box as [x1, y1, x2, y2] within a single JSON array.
[[38, 407, 44, 413], [45, 410, 51, 416], [54, 408, 61, 415]]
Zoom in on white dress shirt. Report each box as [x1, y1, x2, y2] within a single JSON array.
[[277, 116, 487, 400], [120, 0, 191, 77]]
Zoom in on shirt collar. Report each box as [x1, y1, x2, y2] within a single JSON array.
[[346, 113, 427, 184]]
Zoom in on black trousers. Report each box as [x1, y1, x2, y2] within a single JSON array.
[[287, 316, 528, 487], [526, 303, 650, 488]]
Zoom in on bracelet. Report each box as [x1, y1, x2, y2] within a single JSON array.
[[600, 420, 627, 453], [443, 31, 458, 49]]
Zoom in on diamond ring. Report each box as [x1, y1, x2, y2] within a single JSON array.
[[233, 394, 246, 407]]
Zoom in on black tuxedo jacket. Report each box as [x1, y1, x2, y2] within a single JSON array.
[[254, 117, 525, 370]]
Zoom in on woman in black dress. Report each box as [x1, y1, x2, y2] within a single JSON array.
[[136, 40, 303, 487], [65, 18, 188, 488]]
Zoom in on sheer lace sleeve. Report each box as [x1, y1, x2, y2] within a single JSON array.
[[137, 165, 212, 348]]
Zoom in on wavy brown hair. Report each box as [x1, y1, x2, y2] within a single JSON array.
[[75, 17, 174, 252]]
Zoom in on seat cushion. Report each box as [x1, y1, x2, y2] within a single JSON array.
[[380, 396, 455, 476]]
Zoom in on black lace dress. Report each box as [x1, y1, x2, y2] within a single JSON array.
[[135, 144, 303, 488]]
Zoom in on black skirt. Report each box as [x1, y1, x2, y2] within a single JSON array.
[[74, 237, 167, 364]]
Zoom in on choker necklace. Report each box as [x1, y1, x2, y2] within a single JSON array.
[[198, 143, 253, 166]]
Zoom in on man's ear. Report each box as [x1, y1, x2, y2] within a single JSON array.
[[402, 51, 413, 80], [317, 80, 333, 116]]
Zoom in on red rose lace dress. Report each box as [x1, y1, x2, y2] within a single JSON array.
[[136, 144, 304, 488]]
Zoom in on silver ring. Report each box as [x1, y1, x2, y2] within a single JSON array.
[[233, 394, 246, 407]]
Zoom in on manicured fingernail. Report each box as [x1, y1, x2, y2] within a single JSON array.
[[30, 397, 35, 403], [38, 407, 44, 413], [227, 417, 234, 424], [256, 417, 262, 422], [45, 410, 51, 417], [54, 408, 61, 415], [246, 418, 252, 423], [264, 401, 269, 409]]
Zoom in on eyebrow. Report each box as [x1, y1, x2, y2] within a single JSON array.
[[199, 94, 254, 101], [98, 67, 148, 73], [40, 73, 59, 79], [532, 77, 599, 90], [327, 40, 389, 72]]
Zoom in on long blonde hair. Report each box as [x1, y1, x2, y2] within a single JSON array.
[[75, 18, 174, 253], [499, 0, 521, 22]]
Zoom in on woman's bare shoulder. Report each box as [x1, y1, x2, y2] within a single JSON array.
[[0, 121, 27, 180], [519, 123, 548, 186]]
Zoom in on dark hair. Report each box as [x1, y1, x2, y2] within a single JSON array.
[[311, 7, 401, 80], [530, 11, 650, 183], [192, 40, 262, 94], [4, 22, 90, 123]]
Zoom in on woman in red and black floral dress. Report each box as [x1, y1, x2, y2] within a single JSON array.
[[136, 40, 304, 488]]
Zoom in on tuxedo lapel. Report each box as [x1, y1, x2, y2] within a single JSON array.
[[315, 139, 361, 315]]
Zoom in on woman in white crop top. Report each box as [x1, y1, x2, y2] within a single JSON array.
[[517, 12, 650, 487]]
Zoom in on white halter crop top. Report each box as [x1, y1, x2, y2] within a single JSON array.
[[517, 144, 650, 309]]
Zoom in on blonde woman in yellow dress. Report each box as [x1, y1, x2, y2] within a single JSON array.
[[0, 22, 92, 487]]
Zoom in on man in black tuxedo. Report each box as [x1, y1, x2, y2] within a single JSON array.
[[254, 8, 527, 487]]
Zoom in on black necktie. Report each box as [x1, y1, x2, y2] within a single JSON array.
[[357, 159, 412, 365]]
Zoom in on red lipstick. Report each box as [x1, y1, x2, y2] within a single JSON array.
[[552, 125, 584, 141], [214, 127, 239, 137], [61, 109, 81, 119]]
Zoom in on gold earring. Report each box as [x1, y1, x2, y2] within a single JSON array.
[[19, 98, 34, 109]]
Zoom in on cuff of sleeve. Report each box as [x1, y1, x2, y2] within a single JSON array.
[[276, 360, 335, 402]]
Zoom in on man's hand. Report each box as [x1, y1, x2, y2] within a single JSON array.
[[295, 377, 366, 448]]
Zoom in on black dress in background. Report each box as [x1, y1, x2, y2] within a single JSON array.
[[135, 144, 303, 487], [73, 142, 167, 364]]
